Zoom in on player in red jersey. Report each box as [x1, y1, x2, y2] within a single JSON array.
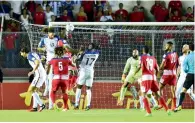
[[159, 42, 179, 110], [134, 46, 171, 117], [47, 45, 75, 111]]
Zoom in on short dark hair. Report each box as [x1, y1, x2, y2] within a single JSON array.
[[20, 47, 30, 53], [143, 45, 149, 54], [167, 41, 173, 45], [55, 47, 64, 57], [189, 43, 194, 51], [48, 27, 54, 33]]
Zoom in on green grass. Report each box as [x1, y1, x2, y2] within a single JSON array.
[[0, 109, 194, 122]]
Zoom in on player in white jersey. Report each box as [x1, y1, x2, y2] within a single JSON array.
[[38, 28, 69, 109], [20, 47, 46, 112], [74, 43, 99, 110], [176, 44, 195, 107]]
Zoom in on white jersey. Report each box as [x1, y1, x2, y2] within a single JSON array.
[[38, 36, 69, 62], [179, 54, 187, 76], [79, 50, 99, 71], [27, 52, 46, 77]]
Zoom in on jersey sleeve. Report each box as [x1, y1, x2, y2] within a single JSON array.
[[123, 57, 131, 75], [28, 53, 37, 62], [38, 38, 45, 48], [162, 54, 167, 62]]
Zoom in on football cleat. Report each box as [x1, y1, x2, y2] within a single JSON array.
[[167, 110, 171, 116], [38, 104, 45, 112], [85, 106, 90, 111], [74, 105, 79, 110], [145, 113, 152, 117], [174, 106, 182, 112], [28, 108, 37, 112]]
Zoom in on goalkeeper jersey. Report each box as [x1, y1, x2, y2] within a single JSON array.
[[123, 56, 141, 75]]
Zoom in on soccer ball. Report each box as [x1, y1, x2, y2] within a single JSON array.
[[66, 23, 74, 32]]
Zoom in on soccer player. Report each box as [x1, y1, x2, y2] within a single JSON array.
[[74, 43, 99, 110], [20, 47, 46, 112], [159, 42, 179, 110], [134, 46, 170, 117], [47, 45, 75, 111], [176, 44, 195, 107], [174, 43, 195, 112], [38, 28, 69, 109], [117, 49, 158, 109]]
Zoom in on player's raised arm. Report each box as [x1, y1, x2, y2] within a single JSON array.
[[37, 38, 46, 52], [121, 58, 131, 82]]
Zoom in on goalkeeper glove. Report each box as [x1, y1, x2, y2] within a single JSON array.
[[121, 74, 126, 83]]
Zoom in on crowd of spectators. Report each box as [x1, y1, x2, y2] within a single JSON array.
[[0, 0, 194, 27]]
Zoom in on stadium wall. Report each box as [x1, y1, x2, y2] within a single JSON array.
[[0, 82, 194, 110]]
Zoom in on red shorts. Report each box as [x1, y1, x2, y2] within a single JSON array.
[[160, 75, 177, 86], [141, 80, 159, 93], [52, 79, 69, 92]]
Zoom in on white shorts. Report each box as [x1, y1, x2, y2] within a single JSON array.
[[77, 69, 94, 87], [31, 73, 46, 88], [177, 74, 193, 94]]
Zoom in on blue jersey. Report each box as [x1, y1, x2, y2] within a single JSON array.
[[27, 52, 46, 76]]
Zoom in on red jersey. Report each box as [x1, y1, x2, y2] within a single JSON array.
[[34, 12, 45, 25], [49, 57, 72, 76], [168, 0, 182, 15], [171, 15, 181, 22], [141, 54, 158, 75], [3, 33, 17, 50], [77, 15, 87, 22], [154, 7, 169, 22], [115, 9, 128, 20], [150, 4, 161, 15], [129, 11, 144, 22], [82, 1, 94, 13], [162, 52, 179, 71], [60, 15, 71, 21]]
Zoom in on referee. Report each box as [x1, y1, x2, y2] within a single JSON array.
[[175, 43, 195, 112]]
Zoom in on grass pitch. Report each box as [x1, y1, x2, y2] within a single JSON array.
[[0, 109, 194, 122]]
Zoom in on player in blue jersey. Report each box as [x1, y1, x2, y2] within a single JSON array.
[[20, 47, 46, 112]]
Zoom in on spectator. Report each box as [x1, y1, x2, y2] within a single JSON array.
[[94, 1, 104, 12], [115, 3, 128, 22], [45, 5, 54, 25], [94, 7, 103, 22], [60, 9, 72, 22], [168, 0, 182, 16], [25, 1, 37, 16], [34, 4, 45, 25], [20, 9, 32, 30], [7, 21, 19, 32], [10, 1, 25, 20], [129, 6, 144, 22], [100, 9, 113, 22], [76, 6, 87, 22], [108, 6, 115, 21], [154, 1, 169, 22], [82, 1, 94, 22], [171, 10, 181, 22], [150, 1, 161, 15], [136, 0, 145, 11], [0, 1, 11, 14], [3, 28, 18, 68], [51, 15, 56, 22], [104, 1, 111, 11], [185, 7, 194, 22], [42, 1, 50, 11], [62, 0, 74, 20]]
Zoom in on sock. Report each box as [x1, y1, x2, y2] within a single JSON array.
[[33, 92, 43, 106], [139, 96, 144, 109], [120, 87, 127, 100], [50, 91, 56, 104], [159, 97, 168, 111], [43, 77, 49, 96], [86, 90, 92, 106], [143, 98, 151, 114], [63, 94, 68, 109], [179, 92, 185, 106], [48, 77, 53, 109], [172, 97, 176, 109], [75, 88, 81, 106], [32, 93, 38, 108], [150, 95, 158, 107]]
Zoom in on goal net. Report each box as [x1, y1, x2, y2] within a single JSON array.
[[4, 19, 194, 109]]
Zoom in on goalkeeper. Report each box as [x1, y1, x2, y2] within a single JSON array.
[[117, 49, 142, 106], [117, 49, 158, 109]]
